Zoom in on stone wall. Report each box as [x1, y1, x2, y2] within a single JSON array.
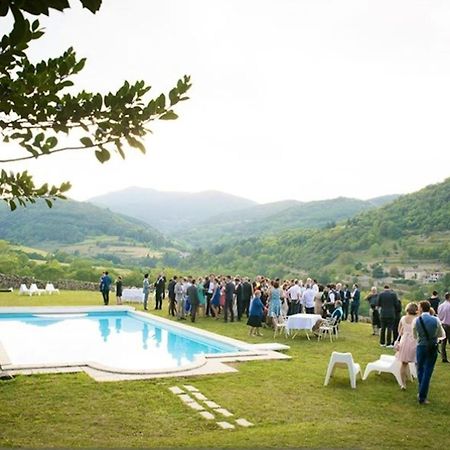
[[0, 273, 98, 291]]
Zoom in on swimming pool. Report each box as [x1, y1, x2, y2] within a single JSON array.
[[0, 309, 246, 372]]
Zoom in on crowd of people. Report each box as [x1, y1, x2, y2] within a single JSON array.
[[101, 271, 449, 405]]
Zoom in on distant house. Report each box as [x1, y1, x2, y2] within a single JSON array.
[[426, 272, 443, 283]]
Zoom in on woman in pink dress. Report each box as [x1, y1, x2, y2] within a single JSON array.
[[395, 302, 418, 390]]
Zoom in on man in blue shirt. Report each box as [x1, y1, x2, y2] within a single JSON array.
[[413, 300, 445, 404], [100, 271, 112, 306]]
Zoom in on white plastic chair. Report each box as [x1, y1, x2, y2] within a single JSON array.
[[45, 283, 60, 295], [324, 352, 361, 389], [273, 315, 288, 338], [19, 284, 31, 296], [363, 354, 415, 386], [29, 283, 44, 296], [317, 317, 339, 342]]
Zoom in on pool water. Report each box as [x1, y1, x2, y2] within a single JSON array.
[[0, 311, 240, 371]]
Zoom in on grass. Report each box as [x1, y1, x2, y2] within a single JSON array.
[[0, 291, 449, 448]]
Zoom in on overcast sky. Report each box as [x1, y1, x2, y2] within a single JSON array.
[[4, 0, 450, 203]]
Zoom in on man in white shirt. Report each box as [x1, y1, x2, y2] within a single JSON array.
[[302, 284, 315, 314], [288, 280, 301, 315]]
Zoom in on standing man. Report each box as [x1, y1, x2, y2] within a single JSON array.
[[377, 285, 399, 347], [154, 273, 165, 310], [100, 271, 112, 306], [187, 278, 200, 323], [143, 273, 150, 311], [342, 284, 351, 321], [167, 276, 177, 317], [302, 283, 315, 314], [204, 275, 215, 317], [287, 280, 301, 315], [437, 292, 450, 363], [413, 300, 445, 404], [350, 283, 360, 322], [428, 290, 441, 313], [235, 278, 245, 321], [242, 277, 253, 318], [224, 275, 235, 323]]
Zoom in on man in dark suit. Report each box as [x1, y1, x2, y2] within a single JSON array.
[[235, 278, 245, 321], [187, 279, 200, 322], [224, 275, 235, 322], [377, 285, 399, 347], [242, 277, 253, 318], [154, 273, 166, 310], [167, 276, 177, 317]]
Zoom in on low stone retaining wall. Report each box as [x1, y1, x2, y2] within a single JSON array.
[[0, 273, 98, 291]]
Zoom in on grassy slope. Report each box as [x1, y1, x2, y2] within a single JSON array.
[[0, 292, 449, 449]]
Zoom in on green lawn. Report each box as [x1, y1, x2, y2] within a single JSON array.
[[0, 291, 448, 448]]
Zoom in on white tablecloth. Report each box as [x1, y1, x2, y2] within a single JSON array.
[[286, 313, 322, 333], [122, 288, 144, 303]]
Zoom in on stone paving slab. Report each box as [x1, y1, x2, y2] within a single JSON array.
[[199, 411, 215, 420], [178, 394, 195, 403], [187, 401, 204, 411], [192, 392, 208, 401], [183, 385, 199, 392], [215, 408, 233, 417], [217, 421, 235, 429], [205, 400, 220, 409], [169, 386, 184, 394], [236, 418, 253, 427]]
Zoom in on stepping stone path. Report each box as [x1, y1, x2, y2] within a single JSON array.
[[168, 385, 254, 430]]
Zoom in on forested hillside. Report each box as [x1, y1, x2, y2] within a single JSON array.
[[0, 200, 168, 248], [182, 178, 450, 277], [177, 196, 398, 247]]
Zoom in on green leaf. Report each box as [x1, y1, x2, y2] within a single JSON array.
[[160, 111, 178, 120], [126, 136, 146, 153], [80, 136, 94, 147], [80, 0, 102, 14], [9, 200, 16, 211], [95, 148, 110, 163], [45, 199, 53, 208]]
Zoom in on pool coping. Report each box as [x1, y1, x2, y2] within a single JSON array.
[[0, 306, 291, 381]]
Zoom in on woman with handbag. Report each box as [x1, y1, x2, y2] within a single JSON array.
[[395, 302, 418, 390]]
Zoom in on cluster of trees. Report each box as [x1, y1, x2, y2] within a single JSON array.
[[0, 199, 169, 247], [181, 178, 450, 278]]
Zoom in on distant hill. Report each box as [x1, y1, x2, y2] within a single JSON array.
[[89, 187, 257, 233], [177, 195, 398, 248], [0, 199, 168, 249], [182, 179, 450, 277]]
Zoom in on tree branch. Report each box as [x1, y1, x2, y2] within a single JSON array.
[[0, 140, 114, 163]]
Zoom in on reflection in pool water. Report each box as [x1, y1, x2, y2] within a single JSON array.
[[0, 312, 240, 371]]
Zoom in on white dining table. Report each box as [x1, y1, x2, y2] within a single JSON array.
[[122, 288, 144, 303], [286, 313, 322, 339]]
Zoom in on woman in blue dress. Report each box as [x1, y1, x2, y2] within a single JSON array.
[[210, 278, 221, 319], [247, 290, 264, 336], [268, 281, 282, 327]]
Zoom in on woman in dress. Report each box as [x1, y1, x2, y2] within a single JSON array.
[[247, 290, 264, 336], [268, 281, 282, 328], [196, 277, 206, 317], [395, 302, 418, 390], [210, 279, 221, 319]]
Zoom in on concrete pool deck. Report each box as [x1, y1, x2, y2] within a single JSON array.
[[0, 306, 291, 382]]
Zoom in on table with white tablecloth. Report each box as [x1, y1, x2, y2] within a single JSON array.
[[122, 288, 144, 303], [286, 313, 322, 338]]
